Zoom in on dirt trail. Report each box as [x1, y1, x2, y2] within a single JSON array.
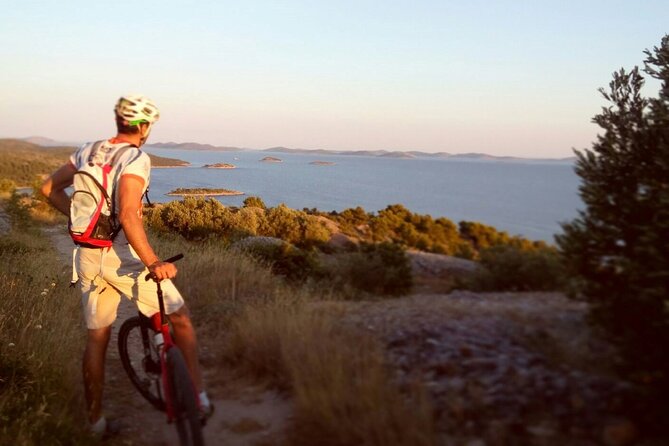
[[42, 225, 293, 445]]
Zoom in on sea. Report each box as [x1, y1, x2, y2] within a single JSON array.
[[142, 148, 583, 244]]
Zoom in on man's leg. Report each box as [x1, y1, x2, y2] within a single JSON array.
[[167, 305, 203, 392], [83, 325, 112, 423]]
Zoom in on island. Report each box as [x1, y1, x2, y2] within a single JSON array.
[[260, 156, 282, 163], [166, 187, 244, 197], [203, 163, 236, 169], [309, 161, 336, 166]]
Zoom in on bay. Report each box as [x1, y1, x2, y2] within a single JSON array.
[[143, 148, 582, 243]]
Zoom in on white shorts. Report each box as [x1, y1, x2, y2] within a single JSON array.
[[75, 242, 185, 329]]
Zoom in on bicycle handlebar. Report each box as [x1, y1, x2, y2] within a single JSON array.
[[144, 254, 184, 281]]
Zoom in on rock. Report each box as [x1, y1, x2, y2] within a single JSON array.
[[601, 418, 637, 446], [485, 420, 509, 446], [459, 344, 474, 357], [326, 232, 357, 250]]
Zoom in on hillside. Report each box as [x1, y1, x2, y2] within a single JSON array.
[[0, 139, 190, 185]]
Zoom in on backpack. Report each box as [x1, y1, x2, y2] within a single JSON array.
[[69, 141, 135, 248]]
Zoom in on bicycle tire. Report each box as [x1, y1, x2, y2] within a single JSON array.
[[118, 316, 166, 411], [166, 347, 204, 446]]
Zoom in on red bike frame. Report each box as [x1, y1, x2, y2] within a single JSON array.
[[146, 259, 201, 423]]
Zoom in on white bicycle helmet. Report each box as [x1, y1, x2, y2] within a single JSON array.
[[115, 94, 160, 125]]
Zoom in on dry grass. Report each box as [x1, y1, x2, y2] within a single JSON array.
[[149, 233, 438, 445], [222, 301, 436, 446], [0, 213, 93, 444]]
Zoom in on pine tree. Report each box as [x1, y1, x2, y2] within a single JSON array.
[[557, 36, 669, 385]]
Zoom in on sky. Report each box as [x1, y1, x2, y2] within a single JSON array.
[[0, 1, 667, 157]]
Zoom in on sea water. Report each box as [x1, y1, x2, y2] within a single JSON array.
[[143, 148, 582, 243]]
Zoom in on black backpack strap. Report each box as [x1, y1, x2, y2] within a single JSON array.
[[143, 187, 153, 207]]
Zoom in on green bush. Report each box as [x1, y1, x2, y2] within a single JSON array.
[[0, 178, 16, 194], [243, 196, 267, 209], [326, 242, 413, 297], [263, 204, 332, 248], [557, 36, 669, 387], [156, 197, 228, 239], [466, 245, 565, 291], [240, 240, 322, 284]]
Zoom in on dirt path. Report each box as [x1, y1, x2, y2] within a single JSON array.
[[42, 225, 293, 445]]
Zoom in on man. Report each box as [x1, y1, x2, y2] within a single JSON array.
[[41, 94, 212, 435]]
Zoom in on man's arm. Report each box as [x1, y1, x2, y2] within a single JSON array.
[[41, 163, 77, 216], [117, 174, 177, 280]]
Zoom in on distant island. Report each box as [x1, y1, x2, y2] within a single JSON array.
[[261, 156, 282, 163], [166, 187, 244, 197], [147, 142, 242, 151], [310, 161, 336, 166], [18, 137, 577, 163], [203, 163, 236, 169], [379, 152, 416, 159]]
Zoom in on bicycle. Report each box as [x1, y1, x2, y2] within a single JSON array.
[[117, 254, 204, 446]]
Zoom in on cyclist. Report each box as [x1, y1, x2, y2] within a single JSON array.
[[41, 94, 213, 436]]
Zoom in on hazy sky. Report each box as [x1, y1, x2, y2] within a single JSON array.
[[0, 1, 667, 157]]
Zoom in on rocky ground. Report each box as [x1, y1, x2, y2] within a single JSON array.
[[337, 292, 653, 446]]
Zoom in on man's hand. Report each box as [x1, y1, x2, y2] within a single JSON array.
[[148, 261, 178, 281]]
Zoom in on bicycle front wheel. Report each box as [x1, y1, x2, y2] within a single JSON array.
[[167, 347, 204, 446], [118, 316, 166, 411]]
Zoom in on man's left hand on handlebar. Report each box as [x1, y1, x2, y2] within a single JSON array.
[[148, 261, 178, 281]]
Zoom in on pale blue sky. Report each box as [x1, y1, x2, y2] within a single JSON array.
[[0, 0, 667, 157]]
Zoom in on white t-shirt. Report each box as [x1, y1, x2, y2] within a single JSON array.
[[69, 139, 151, 242], [70, 140, 151, 190]]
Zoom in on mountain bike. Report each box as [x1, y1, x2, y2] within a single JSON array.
[[117, 254, 204, 446]]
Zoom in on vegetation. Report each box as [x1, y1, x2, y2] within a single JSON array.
[[466, 244, 565, 292], [243, 195, 266, 209], [148, 233, 435, 445], [147, 153, 191, 167], [0, 178, 16, 197], [146, 196, 563, 293], [166, 187, 243, 196], [0, 138, 189, 187], [320, 204, 550, 259], [323, 242, 414, 296], [0, 196, 92, 444], [557, 36, 669, 390], [203, 162, 235, 168], [0, 139, 73, 186]]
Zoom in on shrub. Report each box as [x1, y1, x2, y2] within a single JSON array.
[[0, 178, 16, 194], [557, 36, 669, 387], [156, 197, 227, 239], [459, 220, 511, 252], [326, 242, 413, 297], [262, 204, 332, 248], [263, 204, 302, 243], [243, 196, 266, 209], [466, 245, 565, 291], [240, 239, 322, 284]]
